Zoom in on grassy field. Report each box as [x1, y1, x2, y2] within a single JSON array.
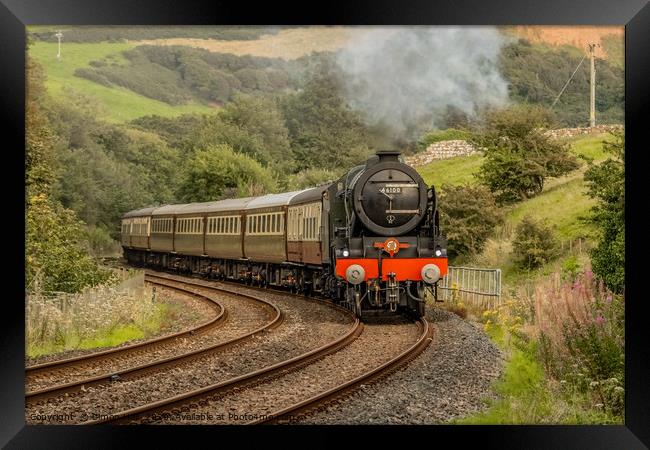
[[418, 133, 614, 240], [417, 153, 484, 187], [28, 41, 216, 123], [418, 132, 617, 287]]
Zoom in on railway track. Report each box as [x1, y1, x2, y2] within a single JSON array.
[[26, 273, 281, 405], [83, 296, 430, 424], [27, 270, 433, 425], [251, 316, 432, 424]]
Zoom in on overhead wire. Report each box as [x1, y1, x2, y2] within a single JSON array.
[[550, 53, 588, 109]]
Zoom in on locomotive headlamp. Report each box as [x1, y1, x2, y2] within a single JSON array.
[[342, 248, 350, 257], [345, 264, 365, 285], [421, 264, 441, 284], [435, 248, 443, 257]]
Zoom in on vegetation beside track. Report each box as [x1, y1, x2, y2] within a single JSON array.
[[26, 270, 192, 358]]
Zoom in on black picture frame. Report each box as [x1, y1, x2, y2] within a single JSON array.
[[2, 0, 648, 447]]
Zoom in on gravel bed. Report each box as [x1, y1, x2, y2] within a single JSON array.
[[25, 286, 215, 367], [26, 284, 277, 392], [150, 316, 421, 424], [297, 307, 504, 424], [26, 284, 353, 424]]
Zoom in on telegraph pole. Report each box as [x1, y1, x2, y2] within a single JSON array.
[[55, 30, 63, 60], [588, 43, 597, 127]]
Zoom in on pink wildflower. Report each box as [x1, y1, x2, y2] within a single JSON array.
[[606, 293, 613, 303], [595, 315, 606, 325]]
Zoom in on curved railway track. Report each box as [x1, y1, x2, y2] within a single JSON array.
[[26, 273, 282, 405], [27, 269, 434, 425], [85, 311, 430, 425]]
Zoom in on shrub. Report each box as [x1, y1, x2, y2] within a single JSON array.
[[512, 216, 558, 270], [176, 144, 277, 202], [530, 270, 624, 417], [583, 130, 624, 293], [26, 194, 114, 293], [438, 184, 503, 259], [472, 105, 579, 204]]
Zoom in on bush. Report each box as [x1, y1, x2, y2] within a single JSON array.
[[83, 225, 121, 257], [438, 184, 503, 259], [512, 216, 558, 270], [531, 270, 624, 418], [472, 105, 579, 204], [583, 131, 624, 293], [26, 194, 113, 293], [284, 168, 338, 190], [177, 144, 277, 202]]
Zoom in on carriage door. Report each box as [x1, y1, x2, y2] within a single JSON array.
[[287, 206, 302, 262]]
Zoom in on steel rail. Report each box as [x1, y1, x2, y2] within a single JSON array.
[[250, 316, 433, 424], [26, 275, 282, 404]]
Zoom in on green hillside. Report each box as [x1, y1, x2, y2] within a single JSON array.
[[418, 132, 616, 284], [28, 41, 216, 122]]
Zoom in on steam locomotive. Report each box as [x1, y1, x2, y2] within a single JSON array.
[[121, 150, 448, 318]]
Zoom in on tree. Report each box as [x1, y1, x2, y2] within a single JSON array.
[[281, 58, 372, 171], [583, 131, 624, 293], [220, 94, 293, 166], [512, 216, 558, 270], [177, 144, 277, 202], [438, 184, 503, 259], [26, 58, 57, 199], [26, 57, 111, 293], [472, 105, 579, 204]]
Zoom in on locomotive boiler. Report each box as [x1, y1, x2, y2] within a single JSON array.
[[121, 150, 448, 318]]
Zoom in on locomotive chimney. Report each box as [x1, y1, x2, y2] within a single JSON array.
[[375, 150, 401, 162]]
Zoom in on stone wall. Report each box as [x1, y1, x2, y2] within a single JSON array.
[[543, 124, 623, 139], [405, 124, 623, 168], [405, 140, 479, 166]]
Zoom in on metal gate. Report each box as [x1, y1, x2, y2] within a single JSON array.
[[437, 266, 502, 308]]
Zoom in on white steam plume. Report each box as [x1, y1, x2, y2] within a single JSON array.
[[336, 26, 510, 136]]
